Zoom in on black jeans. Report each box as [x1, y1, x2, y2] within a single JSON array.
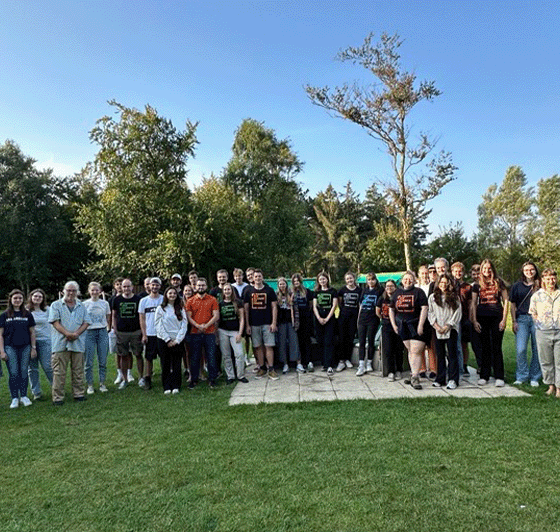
[[296, 312, 313, 366], [338, 312, 358, 363], [435, 329, 459, 385], [157, 338, 183, 391], [358, 317, 380, 361], [477, 315, 505, 381], [381, 323, 404, 374], [315, 317, 335, 369]]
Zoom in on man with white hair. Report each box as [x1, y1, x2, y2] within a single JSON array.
[[49, 281, 92, 405]]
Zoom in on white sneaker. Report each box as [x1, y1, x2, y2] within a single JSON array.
[[172, 389, 179, 394], [282, 364, 289, 374], [138, 377, 146, 388], [10, 398, 19, 409], [164, 390, 171, 395], [118, 380, 127, 390], [513, 380, 524, 385], [395, 371, 402, 381], [345, 360, 353, 369], [477, 378, 488, 386], [20, 396, 33, 407], [296, 363, 306, 374], [387, 372, 395, 382], [446, 380, 457, 390], [356, 364, 366, 376], [432, 381, 441, 388], [336, 361, 346, 372], [495, 379, 505, 387], [87, 385, 95, 395], [530, 380, 539, 387], [99, 384, 108, 393], [307, 362, 314, 373], [365, 361, 373, 373], [327, 367, 334, 376], [127, 371, 135, 383], [114, 373, 123, 385]]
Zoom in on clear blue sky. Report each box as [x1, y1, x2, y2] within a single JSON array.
[[1, 0, 559, 238]]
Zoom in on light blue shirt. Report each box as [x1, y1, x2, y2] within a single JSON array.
[[49, 299, 92, 353]]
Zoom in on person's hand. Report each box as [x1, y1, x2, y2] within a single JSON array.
[[270, 324, 278, 333], [473, 321, 482, 333], [142, 334, 148, 345], [512, 321, 518, 334], [417, 325, 424, 336], [30, 347, 37, 359], [499, 319, 506, 331], [0, 351, 7, 361], [235, 333, 242, 343], [167, 340, 177, 347], [246, 326, 252, 336]]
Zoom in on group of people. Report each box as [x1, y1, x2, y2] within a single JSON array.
[[2, 259, 560, 408]]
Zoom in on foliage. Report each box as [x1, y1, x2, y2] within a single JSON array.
[[222, 118, 310, 277], [305, 32, 456, 269], [527, 174, 560, 270], [76, 101, 200, 281], [420, 222, 479, 269], [477, 166, 533, 281], [0, 140, 87, 295]]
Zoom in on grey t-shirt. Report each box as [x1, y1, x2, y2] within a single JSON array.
[[83, 299, 111, 330]]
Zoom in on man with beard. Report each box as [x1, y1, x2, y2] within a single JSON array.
[[139, 277, 163, 390]]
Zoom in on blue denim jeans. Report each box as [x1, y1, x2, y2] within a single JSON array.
[[190, 333, 218, 384], [4, 344, 31, 399], [84, 328, 109, 385], [28, 338, 53, 396], [515, 314, 541, 382]]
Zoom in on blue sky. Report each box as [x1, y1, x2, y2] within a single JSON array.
[[1, 0, 559, 238]]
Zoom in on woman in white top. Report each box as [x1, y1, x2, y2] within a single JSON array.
[[155, 287, 187, 394], [83, 282, 111, 394], [428, 274, 462, 389], [27, 289, 54, 400]]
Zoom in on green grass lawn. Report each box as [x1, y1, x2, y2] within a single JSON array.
[[2, 331, 560, 532]]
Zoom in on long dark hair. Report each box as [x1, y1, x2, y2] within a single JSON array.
[[520, 261, 541, 289], [381, 279, 397, 300], [479, 259, 506, 291], [433, 274, 460, 310], [27, 288, 48, 311], [161, 287, 183, 321], [7, 289, 29, 318]]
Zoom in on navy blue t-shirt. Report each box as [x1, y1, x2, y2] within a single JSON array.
[[0, 310, 36, 347], [359, 286, 383, 323]]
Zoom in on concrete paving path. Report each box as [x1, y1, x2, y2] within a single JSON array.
[[229, 366, 531, 405]]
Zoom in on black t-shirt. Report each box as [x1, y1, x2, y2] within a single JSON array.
[[359, 286, 383, 323], [313, 287, 338, 319], [276, 293, 293, 324], [338, 286, 361, 316], [0, 310, 35, 347], [376, 296, 392, 325], [473, 282, 504, 318], [219, 300, 241, 332], [209, 287, 223, 302], [243, 285, 277, 326], [510, 281, 535, 317], [112, 294, 141, 332], [293, 288, 313, 318], [390, 287, 428, 323]]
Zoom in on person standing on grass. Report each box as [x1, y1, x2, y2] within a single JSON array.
[[510, 261, 541, 387], [83, 282, 111, 395], [218, 283, 247, 384], [232, 268, 248, 299], [139, 277, 164, 390], [451, 262, 474, 377], [243, 269, 279, 380], [112, 279, 144, 390], [313, 271, 338, 377], [389, 271, 428, 390], [276, 277, 301, 374], [428, 274, 462, 389], [182, 284, 194, 379], [110, 278, 130, 385], [376, 279, 404, 381], [155, 287, 187, 395], [291, 273, 314, 373], [186, 278, 220, 388], [469, 264, 483, 371], [356, 272, 383, 376], [49, 281, 91, 405], [169, 274, 183, 299], [26, 289, 53, 400], [0, 289, 37, 409], [529, 268, 560, 397], [471, 259, 509, 387], [243, 267, 256, 367]]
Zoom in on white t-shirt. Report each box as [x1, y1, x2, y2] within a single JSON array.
[[83, 299, 111, 330], [139, 294, 164, 336]]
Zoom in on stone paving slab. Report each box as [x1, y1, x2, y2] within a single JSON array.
[[229, 365, 531, 405]]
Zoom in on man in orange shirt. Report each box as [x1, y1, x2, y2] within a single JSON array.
[[186, 278, 220, 388]]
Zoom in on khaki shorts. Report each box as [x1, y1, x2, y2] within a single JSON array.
[[116, 330, 143, 357], [251, 324, 276, 348]]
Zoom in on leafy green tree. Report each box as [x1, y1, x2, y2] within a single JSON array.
[[305, 32, 456, 269], [528, 174, 560, 269], [0, 140, 87, 294], [420, 223, 479, 268], [477, 166, 533, 281], [77, 101, 199, 281], [222, 118, 310, 276]]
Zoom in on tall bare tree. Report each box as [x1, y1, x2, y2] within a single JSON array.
[[305, 32, 456, 269]]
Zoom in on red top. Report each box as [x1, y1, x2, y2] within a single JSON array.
[[185, 294, 219, 334]]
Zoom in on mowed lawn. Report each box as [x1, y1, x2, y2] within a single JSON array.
[[2, 331, 560, 532]]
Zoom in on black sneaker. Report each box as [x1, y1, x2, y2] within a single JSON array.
[[74, 396, 86, 402], [145, 376, 152, 390], [52, 400, 64, 406], [419, 372, 428, 378], [404, 378, 412, 385], [238, 377, 249, 383], [226, 378, 235, 385], [209, 381, 217, 389], [428, 372, 437, 380], [188, 381, 197, 390]]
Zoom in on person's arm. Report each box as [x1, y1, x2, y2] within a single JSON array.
[[111, 309, 118, 333], [154, 307, 168, 343], [175, 310, 188, 344], [243, 302, 251, 336], [30, 326, 37, 359], [389, 307, 398, 334], [499, 288, 509, 331], [236, 305, 244, 343], [325, 297, 337, 322], [471, 293, 481, 333], [139, 312, 147, 344], [106, 301, 112, 332], [0, 328, 5, 360], [418, 305, 428, 336], [207, 308, 220, 330], [510, 300, 518, 333], [270, 301, 278, 333], [313, 298, 322, 323]]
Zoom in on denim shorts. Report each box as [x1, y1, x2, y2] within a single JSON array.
[[251, 324, 276, 348]]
